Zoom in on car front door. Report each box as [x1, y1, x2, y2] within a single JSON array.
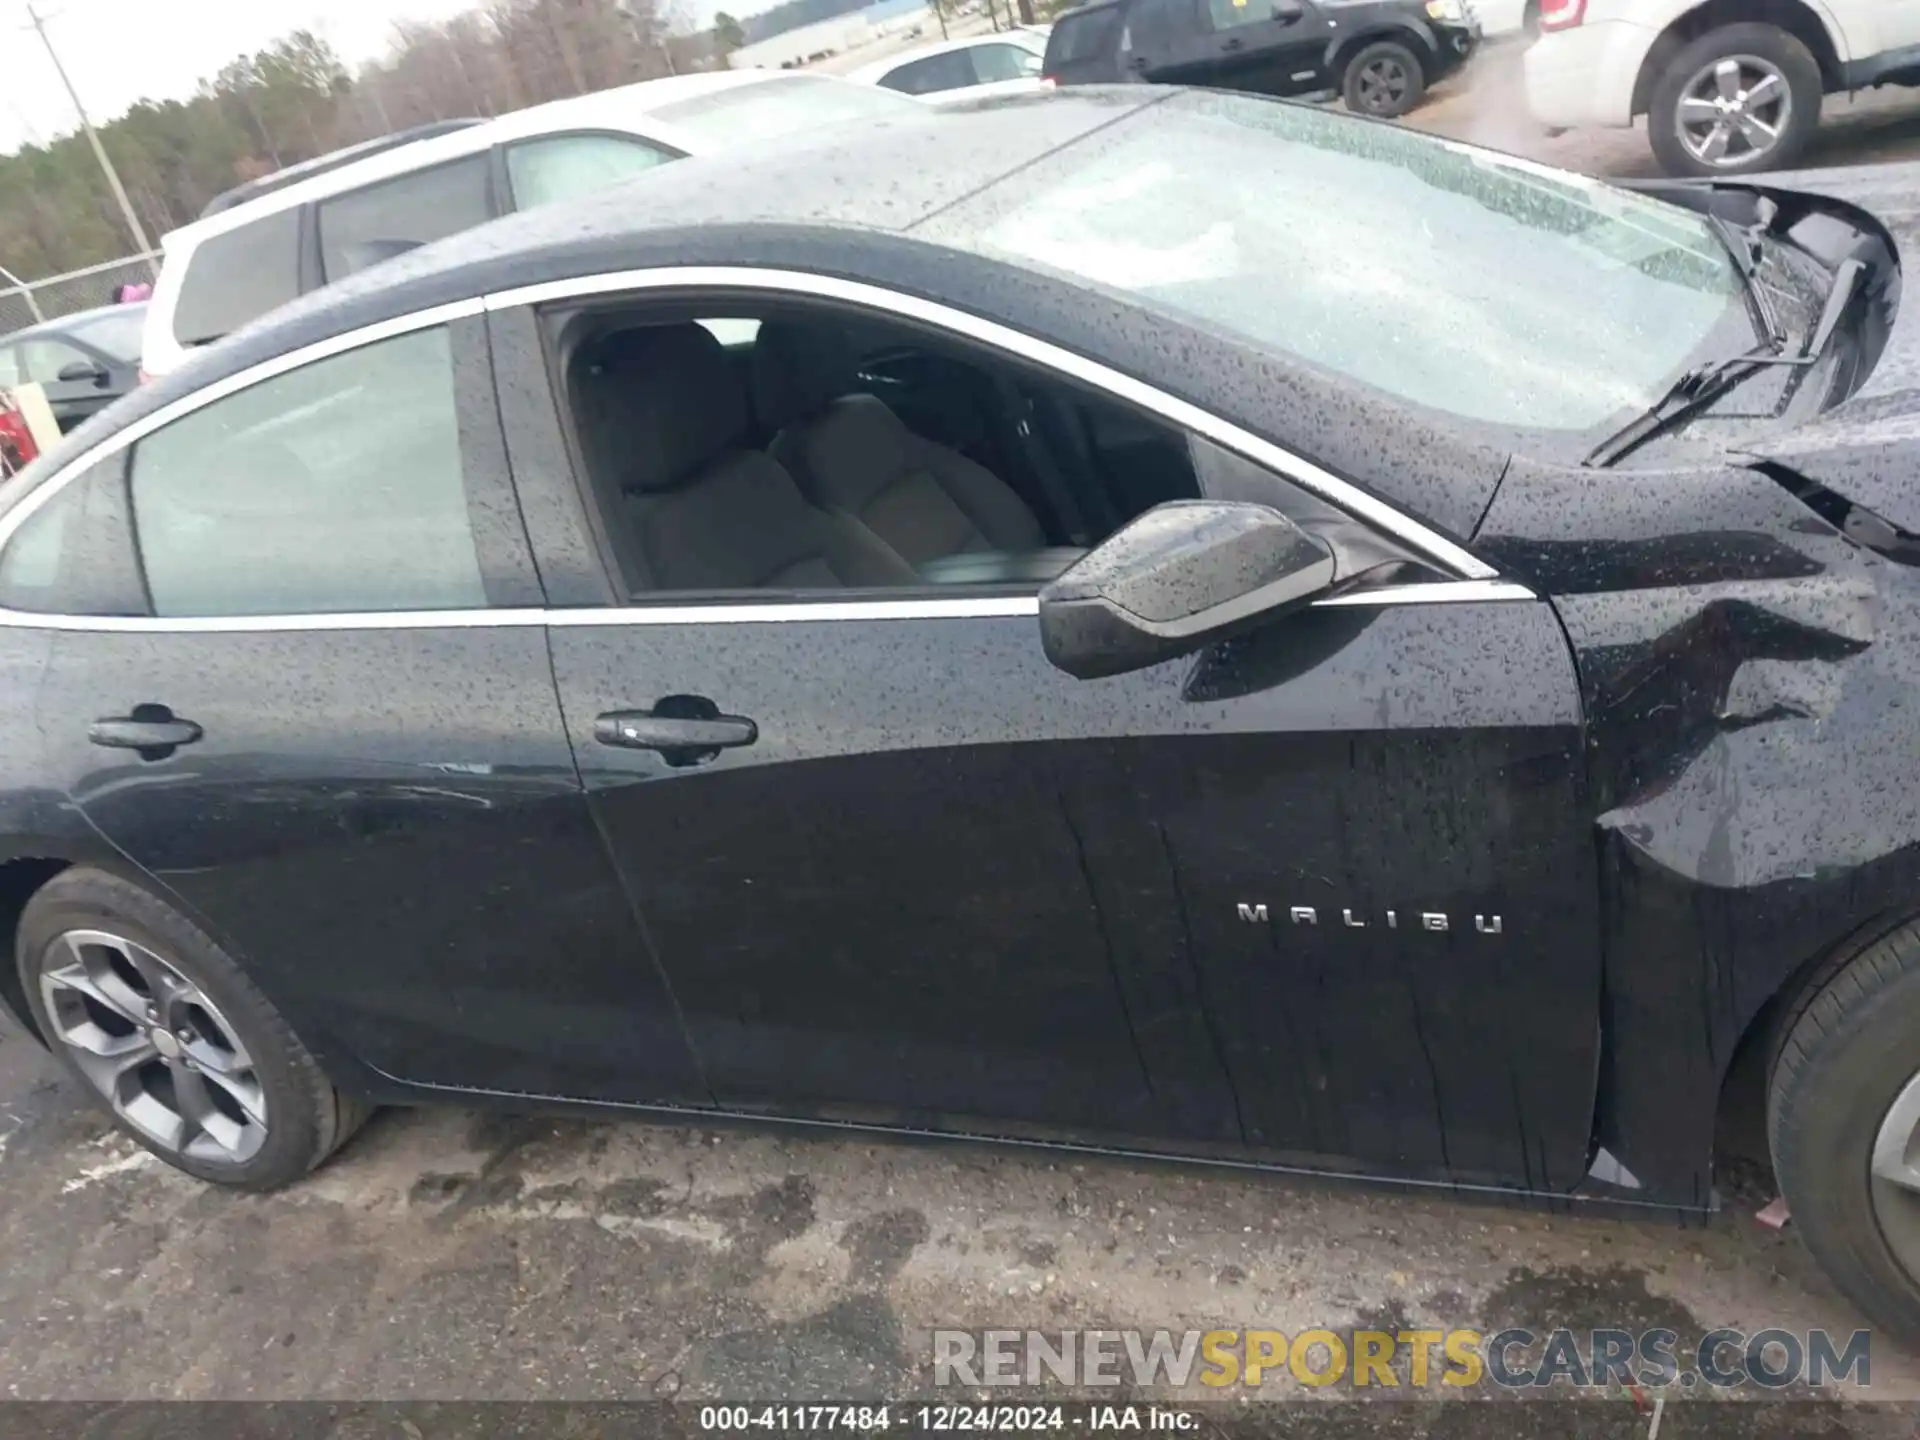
[[1192, 0, 1328, 95], [5, 314, 706, 1109], [503, 275, 1603, 1191]]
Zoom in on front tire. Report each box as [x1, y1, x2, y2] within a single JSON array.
[[1341, 40, 1428, 119], [1646, 23, 1822, 177], [1770, 917, 1920, 1344], [17, 866, 367, 1190]]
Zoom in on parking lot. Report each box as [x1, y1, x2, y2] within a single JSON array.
[[10, 36, 1920, 1433]]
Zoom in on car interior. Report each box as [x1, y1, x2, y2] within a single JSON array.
[[556, 305, 1208, 598]]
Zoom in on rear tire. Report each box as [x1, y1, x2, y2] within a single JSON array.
[[1341, 40, 1428, 119], [1770, 917, 1920, 1344], [16, 866, 368, 1190], [1646, 23, 1822, 177]]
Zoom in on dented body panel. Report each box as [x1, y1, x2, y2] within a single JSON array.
[[1479, 457, 1920, 1208]]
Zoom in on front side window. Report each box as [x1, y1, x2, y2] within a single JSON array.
[[60, 308, 147, 366], [318, 157, 492, 283], [14, 337, 94, 385], [971, 43, 1045, 82], [922, 90, 1745, 433], [556, 302, 1202, 598], [128, 327, 488, 617], [506, 133, 677, 211], [171, 210, 303, 347]]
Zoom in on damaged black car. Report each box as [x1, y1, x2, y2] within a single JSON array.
[[4, 88, 1920, 1340]]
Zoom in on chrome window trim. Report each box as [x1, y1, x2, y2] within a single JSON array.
[[0, 265, 1513, 622], [0, 298, 486, 554], [0, 581, 1533, 634], [483, 266, 1498, 582]]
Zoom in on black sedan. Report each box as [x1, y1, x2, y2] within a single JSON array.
[[0, 303, 145, 434], [2, 89, 1919, 1341]]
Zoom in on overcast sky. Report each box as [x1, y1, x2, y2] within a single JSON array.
[[1, 0, 583, 155]]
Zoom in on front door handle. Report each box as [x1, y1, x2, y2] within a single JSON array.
[[89, 705, 203, 760], [595, 696, 757, 767], [1221, 36, 1245, 49]]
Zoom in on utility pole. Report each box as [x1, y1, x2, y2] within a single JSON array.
[[24, 1, 159, 277]]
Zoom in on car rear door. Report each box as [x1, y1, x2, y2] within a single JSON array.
[[3, 311, 707, 1110]]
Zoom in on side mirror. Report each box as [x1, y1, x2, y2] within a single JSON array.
[[1038, 500, 1336, 680], [56, 360, 109, 387]]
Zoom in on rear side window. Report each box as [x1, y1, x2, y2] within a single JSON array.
[[972, 43, 1045, 82], [171, 210, 302, 347], [1046, 8, 1123, 66], [127, 327, 489, 617], [880, 51, 977, 94], [318, 157, 492, 283]]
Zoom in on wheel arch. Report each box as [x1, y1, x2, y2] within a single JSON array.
[[1714, 904, 1920, 1183], [0, 856, 73, 1046], [1630, 0, 1845, 119], [1326, 19, 1441, 80]]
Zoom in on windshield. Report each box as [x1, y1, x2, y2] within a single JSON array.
[[60, 306, 147, 365], [919, 91, 1746, 433], [647, 76, 923, 149]]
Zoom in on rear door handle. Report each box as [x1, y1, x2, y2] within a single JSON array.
[[595, 697, 757, 767], [1222, 36, 1245, 49], [89, 707, 203, 759]]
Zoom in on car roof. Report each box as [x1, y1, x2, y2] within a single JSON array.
[[848, 27, 1050, 81], [158, 69, 794, 255], [8, 92, 1520, 549], [198, 120, 488, 219], [3, 303, 147, 345]]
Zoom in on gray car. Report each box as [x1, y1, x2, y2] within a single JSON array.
[[0, 304, 146, 434]]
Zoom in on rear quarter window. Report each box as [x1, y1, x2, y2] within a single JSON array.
[[170, 209, 303, 348], [317, 156, 493, 283], [1046, 8, 1124, 65]]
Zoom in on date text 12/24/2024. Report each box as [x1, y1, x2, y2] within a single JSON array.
[[698, 1406, 1198, 1432]]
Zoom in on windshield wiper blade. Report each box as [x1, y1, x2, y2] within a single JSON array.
[[1709, 211, 1784, 349], [1583, 257, 1865, 469]]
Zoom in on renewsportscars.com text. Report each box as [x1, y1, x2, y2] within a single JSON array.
[[931, 1327, 1872, 1391]]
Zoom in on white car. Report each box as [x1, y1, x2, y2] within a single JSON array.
[[140, 72, 918, 378], [1525, 0, 1920, 176], [848, 28, 1052, 100]]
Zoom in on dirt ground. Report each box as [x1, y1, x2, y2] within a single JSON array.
[[11, 38, 1920, 1433]]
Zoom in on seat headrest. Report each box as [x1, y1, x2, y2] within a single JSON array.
[[751, 321, 858, 434], [576, 324, 747, 494]]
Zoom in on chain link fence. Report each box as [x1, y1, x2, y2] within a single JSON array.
[[0, 253, 161, 339]]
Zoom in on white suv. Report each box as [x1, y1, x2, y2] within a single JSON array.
[[141, 72, 917, 378], [1525, 0, 1920, 176]]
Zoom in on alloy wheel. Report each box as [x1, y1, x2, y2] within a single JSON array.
[[1675, 55, 1792, 168], [39, 928, 268, 1164], [1354, 58, 1411, 115]]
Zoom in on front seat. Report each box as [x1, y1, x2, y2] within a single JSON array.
[[571, 324, 919, 592], [751, 321, 1048, 569]]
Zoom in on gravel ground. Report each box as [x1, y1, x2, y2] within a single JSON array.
[[11, 41, 1920, 1434]]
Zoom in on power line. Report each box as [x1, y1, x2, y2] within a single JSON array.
[[23, 0, 159, 275]]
